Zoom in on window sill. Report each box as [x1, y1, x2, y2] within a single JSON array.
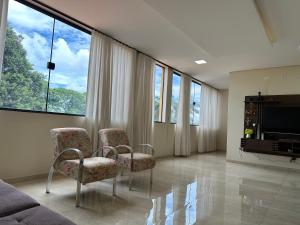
[[0, 107, 85, 117]]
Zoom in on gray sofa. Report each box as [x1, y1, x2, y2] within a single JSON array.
[[0, 180, 76, 225]]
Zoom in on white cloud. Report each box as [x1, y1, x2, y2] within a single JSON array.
[[20, 34, 89, 93], [21, 32, 51, 72], [8, 0, 53, 32]]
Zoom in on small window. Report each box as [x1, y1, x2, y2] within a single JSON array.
[[170, 72, 181, 123], [154, 64, 164, 122], [0, 0, 91, 115], [190, 81, 201, 125]]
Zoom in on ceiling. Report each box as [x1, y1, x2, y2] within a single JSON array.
[[39, 0, 300, 89]]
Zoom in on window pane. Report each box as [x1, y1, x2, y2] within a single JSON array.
[[190, 82, 201, 125], [0, 0, 52, 111], [170, 73, 181, 123], [154, 65, 164, 122], [47, 20, 91, 115]]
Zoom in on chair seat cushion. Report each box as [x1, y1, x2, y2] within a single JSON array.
[[118, 153, 155, 172], [57, 157, 117, 184]]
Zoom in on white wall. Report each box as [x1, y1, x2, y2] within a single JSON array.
[[217, 90, 228, 151], [227, 65, 300, 169], [0, 110, 85, 180], [0, 111, 200, 180]]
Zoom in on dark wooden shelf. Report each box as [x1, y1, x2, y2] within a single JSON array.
[[242, 148, 300, 158]]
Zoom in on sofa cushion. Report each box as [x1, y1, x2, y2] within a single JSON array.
[[0, 180, 40, 217], [0, 206, 76, 225]]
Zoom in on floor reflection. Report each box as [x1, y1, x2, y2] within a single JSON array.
[[147, 180, 199, 225]]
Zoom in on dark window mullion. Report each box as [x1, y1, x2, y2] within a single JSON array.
[[45, 19, 56, 112]]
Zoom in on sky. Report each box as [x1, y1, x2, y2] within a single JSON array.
[[7, 0, 91, 93]]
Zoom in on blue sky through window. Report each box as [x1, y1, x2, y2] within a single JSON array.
[[190, 82, 201, 125], [7, 0, 91, 93], [170, 73, 181, 123], [154, 65, 164, 121]]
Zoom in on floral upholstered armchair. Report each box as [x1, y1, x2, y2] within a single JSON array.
[[99, 128, 155, 190], [47, 128, 118, 207]]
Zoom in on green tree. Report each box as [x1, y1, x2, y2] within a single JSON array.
[[48, 88, 86, 115], [0, 26, 86, 114], [0, 26, 47, 110]]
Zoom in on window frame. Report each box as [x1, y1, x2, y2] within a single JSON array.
[[154, 63, 165, 123], [170, 71, 182, 124], [0, 0, 91, 116], [190, 80, 201, 126]]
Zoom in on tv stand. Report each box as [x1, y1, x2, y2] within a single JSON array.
[[241, 94, 300, 158], [241, 138, 300, 158]]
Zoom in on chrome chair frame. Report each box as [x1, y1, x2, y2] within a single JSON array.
[[112, 144, 155, 192], [46, 147, 118, 207]]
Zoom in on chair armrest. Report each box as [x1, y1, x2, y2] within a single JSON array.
[[102, 146, 118, 160], [52, 148, 85, 182], [53, 148, 84, 167], [134, 144, 154, 156], [115, 145, 134, 159]]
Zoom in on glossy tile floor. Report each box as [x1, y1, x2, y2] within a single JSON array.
[[12, 152, 300, 225]]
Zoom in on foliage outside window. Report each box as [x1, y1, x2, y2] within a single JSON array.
[[154, 64, 164, 122], [170, 72, 181, 123], [0, 0, 91, 115], [190, 81, 201, 125]]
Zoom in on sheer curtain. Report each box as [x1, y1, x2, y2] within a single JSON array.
[[86, 31, 137, 148], [110, 41, 136, 143], [133, 53, 155, 146], [175, 75, 191, 156], [198, 84, 220, 153], [0, 0, 8, 74], [86, 31, 112, 149]]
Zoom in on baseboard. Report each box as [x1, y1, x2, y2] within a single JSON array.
[[226, 159, 300, 172], [4, 172, 61, 184]]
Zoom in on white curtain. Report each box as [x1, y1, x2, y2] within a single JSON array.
[[198, 84, 220, 153], [86, 31, 112, 149], [0, 0, 8, 75], [110, 41, 136, 143], [175, 75, 191, 156], [133, 53, 155, 146]]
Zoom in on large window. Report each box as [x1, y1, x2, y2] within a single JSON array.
[[170, 72, 181, 123], [190, 81, 201, 125], [153, 64, 164, 122], [0, 0, 91, 115]]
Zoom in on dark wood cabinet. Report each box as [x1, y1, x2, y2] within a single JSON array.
[[241, 94, 300, 158]]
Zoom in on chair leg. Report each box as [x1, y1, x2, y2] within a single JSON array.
[[149, 169, 153, 197], [113, 177, 117, 196], [75, 180, 81, 207], [46, 166, 54, 194], [129, 172, 133, 191]]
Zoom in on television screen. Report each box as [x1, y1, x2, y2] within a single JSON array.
[[263, 106, 300, 134]]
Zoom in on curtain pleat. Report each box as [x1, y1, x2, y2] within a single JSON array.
[[133, 53, 155, 146], [86, 31, 137, 149], [198, 85, 220, 152], [86, 31, 112, 149], [175, 75, 191, 156]]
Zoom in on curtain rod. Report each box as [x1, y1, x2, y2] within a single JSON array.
[[30, 0, 217, 90]]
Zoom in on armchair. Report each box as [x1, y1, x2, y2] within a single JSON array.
[[99, 128, 155, 191], [47, 128, 118, 207]]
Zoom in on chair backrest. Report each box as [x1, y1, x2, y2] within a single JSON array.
[[99, 128, 131, 154], [50, 128, 93, 160]]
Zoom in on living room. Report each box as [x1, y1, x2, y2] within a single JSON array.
[[0, 0, 299, 225]]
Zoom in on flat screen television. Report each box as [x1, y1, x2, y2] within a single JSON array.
[[262, 106, 300, 134]]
